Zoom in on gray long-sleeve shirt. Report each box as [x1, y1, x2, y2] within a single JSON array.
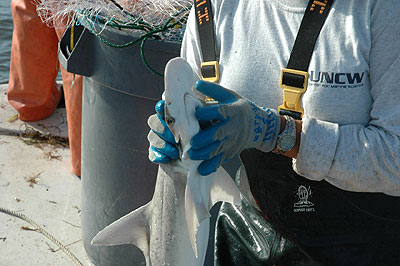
[[181, 0, 400, 196]]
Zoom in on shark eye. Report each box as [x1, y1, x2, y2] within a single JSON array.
[[165, 116, 175, 126]]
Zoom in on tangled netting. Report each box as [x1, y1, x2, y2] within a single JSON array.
[[35, 0, 193, 42]]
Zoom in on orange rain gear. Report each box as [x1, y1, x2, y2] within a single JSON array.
[[8, 0, 82, 176]]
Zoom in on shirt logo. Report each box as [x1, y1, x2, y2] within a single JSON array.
[[308, 71, 366, 89], [294, 185, 315, 213]]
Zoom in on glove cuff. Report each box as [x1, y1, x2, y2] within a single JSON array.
[[253, 107, 281, 153]]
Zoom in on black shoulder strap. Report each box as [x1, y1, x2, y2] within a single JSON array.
[[194, 0, 217, 63], [279, 0, 335, 119], [194, 0, 335, 119], [194, 0, 220, 83], [288, 0, 334, 72]]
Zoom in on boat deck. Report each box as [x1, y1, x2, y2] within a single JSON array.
[[0, 83, 94, 266]]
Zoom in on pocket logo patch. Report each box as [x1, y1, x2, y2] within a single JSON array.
[[294, 185, 315, 213]]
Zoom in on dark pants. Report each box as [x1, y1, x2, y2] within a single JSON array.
[[215, 150, 400, 266]]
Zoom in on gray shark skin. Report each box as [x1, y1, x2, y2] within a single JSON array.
[[91, 57, 241, 266]]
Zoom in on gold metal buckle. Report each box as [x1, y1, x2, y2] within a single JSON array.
[[278, 68, 309, 118], [201, 61, 220, 83]]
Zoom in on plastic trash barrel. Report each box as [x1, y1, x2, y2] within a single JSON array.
[[59, 24, 180, 265]]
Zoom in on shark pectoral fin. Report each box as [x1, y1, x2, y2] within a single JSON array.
[[184, 182, 211, 258], [91, 203, 151, 264], [209, 167, 242, 208]]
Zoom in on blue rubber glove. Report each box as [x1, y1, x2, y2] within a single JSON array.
[[147, 100, 179, 164], [188, 80, 281, 176]]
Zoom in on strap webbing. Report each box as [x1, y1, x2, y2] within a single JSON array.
[[194, 0, 335, 117], [194, 0, 217, 61], [280, 0, 334, 119], [287, 0, 335, 71]]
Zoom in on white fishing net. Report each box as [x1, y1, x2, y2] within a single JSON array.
[[35, 0, 192, 41]]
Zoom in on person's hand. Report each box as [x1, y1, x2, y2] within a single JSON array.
[[188, 81, 281, 175], [147, 100, 179, 164]]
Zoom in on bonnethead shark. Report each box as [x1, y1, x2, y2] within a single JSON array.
[[91, 57, 242, 265]]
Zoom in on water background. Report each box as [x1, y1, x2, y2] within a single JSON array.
[[0, 0, 12, 84]]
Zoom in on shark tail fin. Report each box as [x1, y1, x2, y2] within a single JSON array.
[[91, 203, 151, 265]]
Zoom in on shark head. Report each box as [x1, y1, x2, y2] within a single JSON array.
[[163, 58, 202, 145]]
